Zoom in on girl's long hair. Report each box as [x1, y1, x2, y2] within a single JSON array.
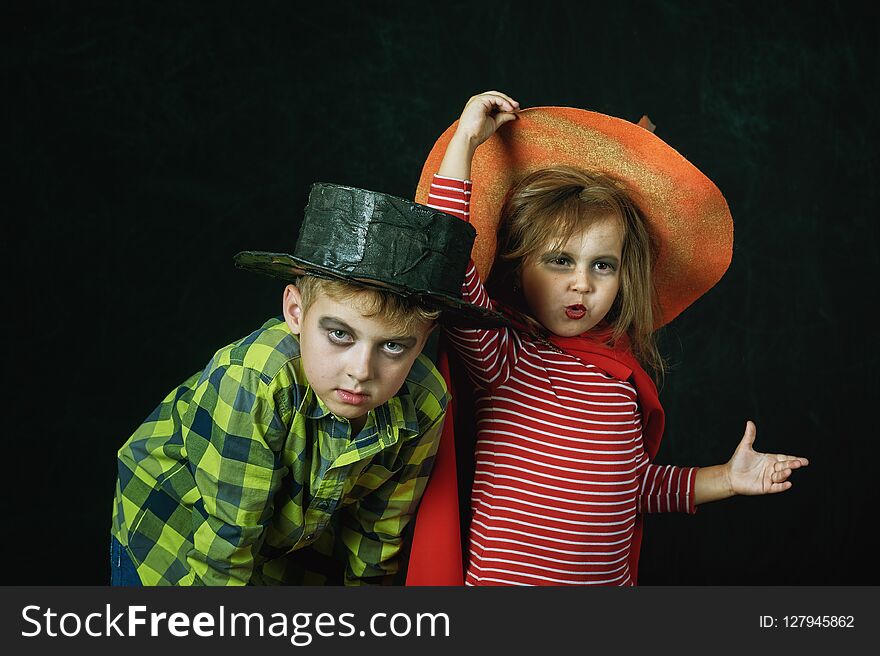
[[485, 165, 666, 379]]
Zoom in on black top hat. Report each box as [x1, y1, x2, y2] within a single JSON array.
[[234, 182, 509, 328]]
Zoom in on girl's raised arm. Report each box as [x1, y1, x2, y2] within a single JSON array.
[[428, 174, 521, 390], [428, 92, 523, 390]]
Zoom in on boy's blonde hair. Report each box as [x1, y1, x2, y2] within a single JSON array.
[[297, 275, 441, 335], [486, 165, 665, 377]]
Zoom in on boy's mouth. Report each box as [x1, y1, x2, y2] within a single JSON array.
[[335, 388, 370, 405], [564, 304, 587, 320]]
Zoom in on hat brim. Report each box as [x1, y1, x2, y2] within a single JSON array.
[[415, 107, 734, 329], [234, 251, 510, 329]]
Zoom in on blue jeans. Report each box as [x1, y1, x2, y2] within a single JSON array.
[[110, 536, 142, 586]]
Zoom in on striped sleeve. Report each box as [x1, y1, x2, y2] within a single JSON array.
[[427, 174, 521, 390], [427, 174, 472, 221], [637, 463, 698, 514]]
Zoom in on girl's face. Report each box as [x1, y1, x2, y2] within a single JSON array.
[[519, 213, 624, 337]]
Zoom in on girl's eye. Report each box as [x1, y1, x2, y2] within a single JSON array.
[[549, 256, 572, 267], [328, 329, 352, 344], [594, 261, 616, 272]]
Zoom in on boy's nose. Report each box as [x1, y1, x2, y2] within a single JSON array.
[[346, 348, 374, 383]]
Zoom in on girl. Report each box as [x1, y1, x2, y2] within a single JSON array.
[[411, 91, 809, 586]]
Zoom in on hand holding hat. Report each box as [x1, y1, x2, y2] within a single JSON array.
[[449, 91, 521, 152]]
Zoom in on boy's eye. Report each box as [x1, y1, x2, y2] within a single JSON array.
[[328, 329, 352, 343], [548, 256, 572, 266], [382, 342, 406, 355]]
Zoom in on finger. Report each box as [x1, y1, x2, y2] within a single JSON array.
[[777, 460, 808, 475], [768, 481, 793, 494], [494, 112, 519, 128], [481, 90, 520, 108], [477, 97, 516, 117], [480, 91, 520, 113], [775, 456, 808, 469], [488, 97, 519, 114], [772, 466, 792, 482], [775, 453, 808, 462], [738, 420, 757, 450]]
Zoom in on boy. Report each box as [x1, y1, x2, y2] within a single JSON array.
[[110, 182, 506, 586]]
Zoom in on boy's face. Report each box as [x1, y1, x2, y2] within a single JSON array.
[[283, 285, 435, 429]]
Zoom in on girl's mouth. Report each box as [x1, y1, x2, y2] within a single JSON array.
[[565, 304, 586, 320]]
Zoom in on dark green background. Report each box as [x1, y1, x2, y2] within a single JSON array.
[[8, 0, 878, 585]]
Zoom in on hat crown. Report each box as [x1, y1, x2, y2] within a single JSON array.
[[234, 182, 509, 328], [294, 183, 475, 298]]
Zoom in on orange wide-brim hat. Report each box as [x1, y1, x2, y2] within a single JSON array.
[[414, 107, 734, 329]]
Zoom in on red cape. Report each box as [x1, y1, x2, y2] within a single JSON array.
[[406, 331, 665, 586]]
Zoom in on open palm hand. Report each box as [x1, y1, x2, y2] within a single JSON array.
[[727, 421, 809, 495]]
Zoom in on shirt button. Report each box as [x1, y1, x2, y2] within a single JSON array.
[[305, 533, 315, 541], [316, 500, 330, 510]]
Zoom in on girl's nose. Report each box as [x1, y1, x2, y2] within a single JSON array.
[[570, 268, 592, 293]]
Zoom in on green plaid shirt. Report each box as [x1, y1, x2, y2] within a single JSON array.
[[111, 317, 447, 586]]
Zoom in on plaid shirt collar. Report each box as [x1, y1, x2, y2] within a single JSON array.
[[297, 378, 420, 438]]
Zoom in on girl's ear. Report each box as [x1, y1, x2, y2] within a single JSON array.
[[282, 284, 304, 335]]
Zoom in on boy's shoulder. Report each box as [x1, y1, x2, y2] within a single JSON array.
[[395, 350, 450, 420], [208, 316, 302, 386]]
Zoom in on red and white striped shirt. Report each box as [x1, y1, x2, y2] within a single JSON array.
[[428, 174, 697, 586]]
